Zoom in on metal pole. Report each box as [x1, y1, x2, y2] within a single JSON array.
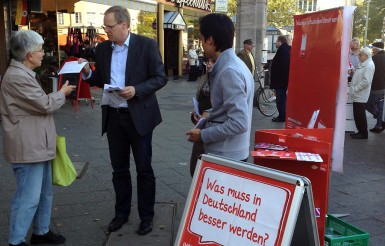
[[364, 0, 370, 46]]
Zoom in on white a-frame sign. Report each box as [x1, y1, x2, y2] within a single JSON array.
[[175, 154, 320, 246]]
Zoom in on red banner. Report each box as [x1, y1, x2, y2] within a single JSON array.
[[286, 8, 343, 129]]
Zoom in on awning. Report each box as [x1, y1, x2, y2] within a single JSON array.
[[83, 0, 157, 12], [164, 11, 186, 30]]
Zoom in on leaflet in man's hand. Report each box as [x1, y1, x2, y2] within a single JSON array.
[[104, 84, 123, 92]]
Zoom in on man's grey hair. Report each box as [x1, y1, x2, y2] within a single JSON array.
[[10, 30, 44, 62], [105, 6, 130, 27], [360, 47, 372, 58], [351, 37, 360, 45]]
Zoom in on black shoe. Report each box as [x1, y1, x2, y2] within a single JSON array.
[[136, 219, 153, 235], [349, 132, 358, 136], [369, 127, 383, 133], [272, 117, 285, 122], [108, 216, 128, 232], [9, 243, 30, 246], [351, 133, 368, 139], [30, 230, 65, 245]]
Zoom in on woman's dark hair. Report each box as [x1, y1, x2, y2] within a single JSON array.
[[199, 13, 234, 52]]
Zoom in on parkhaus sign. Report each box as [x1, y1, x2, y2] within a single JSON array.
[[168, 0, 212, 12]]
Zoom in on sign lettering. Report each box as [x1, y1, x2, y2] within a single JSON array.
[[168, 0, 212, 12]]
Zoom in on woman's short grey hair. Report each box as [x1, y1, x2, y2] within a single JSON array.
[[10, 30, 44, 62], [360, 47, 372, 58], [105, 6, 130, 26]]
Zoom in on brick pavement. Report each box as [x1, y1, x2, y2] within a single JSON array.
[[0, 78, 384, 246]]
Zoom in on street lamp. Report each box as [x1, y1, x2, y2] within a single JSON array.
[[364, 0, 370, 46]]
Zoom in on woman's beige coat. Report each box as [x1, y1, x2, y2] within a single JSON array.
[[0, 59, 66, 163]]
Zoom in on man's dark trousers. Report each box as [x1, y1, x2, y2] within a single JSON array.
[[353, 102, 368, 136], [107, 108, 155, 222], [275, 88, 287, 120]]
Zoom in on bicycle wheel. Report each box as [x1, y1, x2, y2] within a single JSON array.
[[257, 88, 277, 117]]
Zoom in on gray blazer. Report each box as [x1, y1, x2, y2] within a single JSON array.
[[0, 60, 66, 163]]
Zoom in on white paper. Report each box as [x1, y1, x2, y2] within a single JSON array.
[[101, 84, 126, 107], [307, 109, 320, 129], [193, 97, 201, 116], [194, 118, 206, 129], [295, 152, 323, 162], [104, 84, 122, 92], [58, 61, 87, 74]]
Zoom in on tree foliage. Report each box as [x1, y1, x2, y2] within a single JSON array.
[[136, 11, 156, 39], [266, 0, 303, 28], [353, 0, 385, 45]]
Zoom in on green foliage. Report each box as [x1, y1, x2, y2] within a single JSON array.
[[136, 11, 156, 39], [267, 0, 303, 28], [353, 0, 385, 45], [228, 0, 237, 17]]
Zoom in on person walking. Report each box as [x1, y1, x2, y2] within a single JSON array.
[[237, 39, 255, 76], [366, 41, 385, 133], [186, 13, 254, 162], [79, 6, 167, 235], [0, 30, 75, 246], [350, 47, 375, 139], [270, 35, 291, 122]]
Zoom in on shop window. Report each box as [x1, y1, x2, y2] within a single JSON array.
[[75, 12, 82, 24], [57, 13, 64, 25]]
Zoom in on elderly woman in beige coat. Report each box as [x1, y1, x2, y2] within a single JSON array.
[[0, 30, 75, 246], [349, 47, 375, 139]]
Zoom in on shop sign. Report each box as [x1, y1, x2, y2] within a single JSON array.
[[168, 0, 212, 12], [173, 24, 185, 30], [215, 0, 228, 13]]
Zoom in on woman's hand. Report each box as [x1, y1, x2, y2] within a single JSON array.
[[59, 81, 76, 96]]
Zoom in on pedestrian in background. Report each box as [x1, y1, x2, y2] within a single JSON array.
[[79, 5, 167, 235], [270, 35, 291, 122], [366, 41, 385, 133], [0, 30, 75, 246], [350, 47, 375, 139], [190, 58, 213, 176], [237, 39, 255, 76], [188, 44, 199, 81], [348, 37, 361, 81], [186, 13, 254, 163]]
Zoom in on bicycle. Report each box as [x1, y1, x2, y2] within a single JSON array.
[[253, 69, 277, 117]]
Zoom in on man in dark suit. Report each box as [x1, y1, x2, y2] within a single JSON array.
[[270, 35, 291, 122], [79, 6, 167, 235], [237, 39, 255, 76], [366, 41, 385, 132]]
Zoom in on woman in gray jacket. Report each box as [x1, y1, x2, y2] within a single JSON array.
[[0, 30, 75, 246]]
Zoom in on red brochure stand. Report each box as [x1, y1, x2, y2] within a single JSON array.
[[253, 128, 333, 245], [58, 57, 94, 112]]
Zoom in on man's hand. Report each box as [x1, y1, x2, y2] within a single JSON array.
[[119, 86, 136, 100], [186, 128, 202, 143], [77, 58, 91, 77]]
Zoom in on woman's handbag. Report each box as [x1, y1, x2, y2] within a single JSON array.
[[52, 136, 77, 186]]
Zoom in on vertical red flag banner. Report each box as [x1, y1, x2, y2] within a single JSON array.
[[285, 7, 356, 172], [15, 0, 28, 26]]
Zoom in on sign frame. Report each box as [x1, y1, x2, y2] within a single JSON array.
[[175, 154, 319, 246]]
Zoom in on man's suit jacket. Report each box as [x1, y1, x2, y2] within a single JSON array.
[[237, 49, 254, 73], [270, 43, 291, 89], [86, 33, 167, 136]]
